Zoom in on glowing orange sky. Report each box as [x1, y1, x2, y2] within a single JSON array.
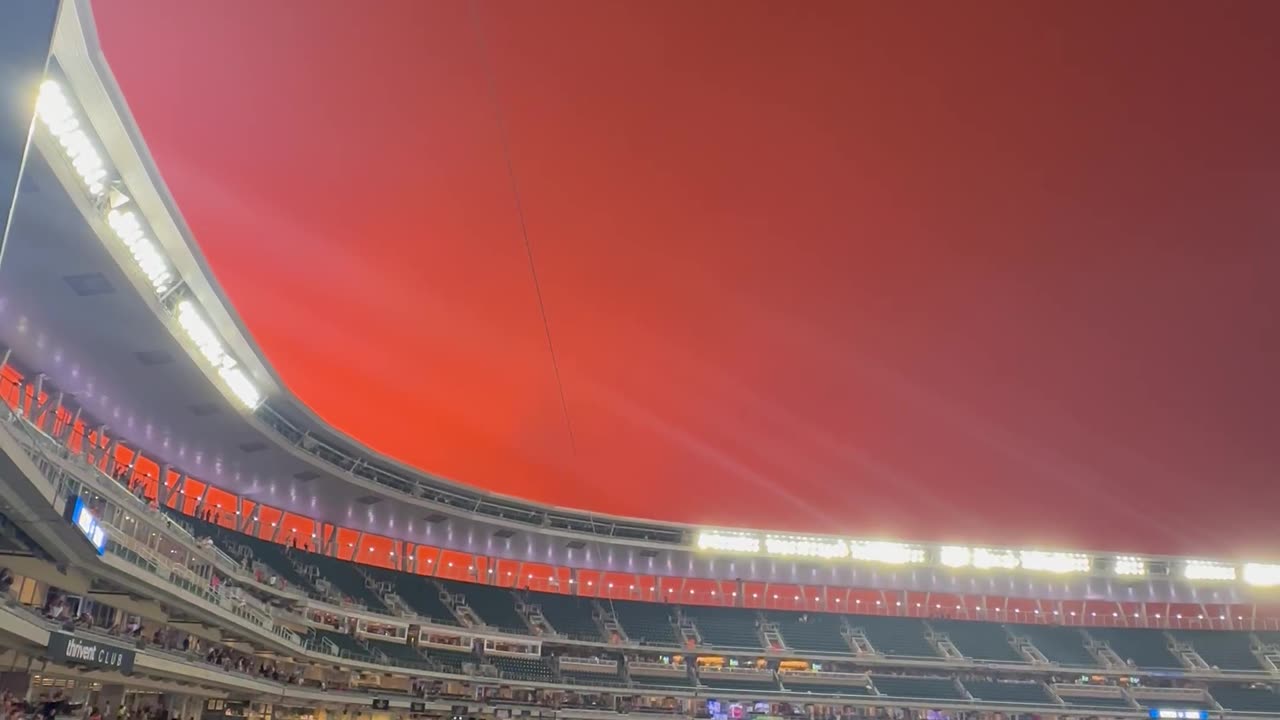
[[92, 0, 1280, 555]]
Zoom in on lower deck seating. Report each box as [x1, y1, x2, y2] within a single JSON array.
[[1208, 684, 1280, 713], [930, 619, 1022, 662], [778, 679, 872, 697], [871, 675, 964, 700], [963, 680, 1051, 704], [1174, 629, 1264, 670], [310, 628, 371, 659], [488, 654, 555, 683], [698, 673, 780, 693], [1010, 624, 1098, 667], [1087, 628, 1181, 669], [610, 600, 679, 645], [1060, 695, 1133, 710], [768, 611, 850, 654], [363, 636, 431, 669], [853, 616, 940, 658], [684, 607, 762, 650], [534, 594, 604, 640], [423, 645, 475, 674]]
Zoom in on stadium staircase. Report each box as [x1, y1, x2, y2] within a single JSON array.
[[766, 611, 856, 655], [1008, 623, 1100, 667], [851, 615, 940, 658], [927, 619, 1022, 662], [1085, 627, 1184, 670], [1172, 629, 1267, 671], [531, 593, 606, 641], [365, 567, 461, 625]]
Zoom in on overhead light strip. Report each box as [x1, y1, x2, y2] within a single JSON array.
[[33, 77, 263, 409]]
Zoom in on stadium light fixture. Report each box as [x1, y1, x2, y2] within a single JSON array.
[[1019, 550, 1089, 574], [106, 209, 174, 294], [764, 534, 849, 559], [940, 546, 972, 568], [1114, 555, 1147, 576], [175, 300, 262, 409], [1243, 563, 1280, 587], [1183, 560, 1237, 581], [35, 80, 107, 196], [973, 548, 1020, 570], [849, 541, 925, 565], [696, 530, 760, 554]]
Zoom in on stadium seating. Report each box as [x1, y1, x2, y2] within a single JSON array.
[[682, 606, 763, 650], [532, 593, 605, 640], [1173, 629, 1264, 670], [363, 636, 432, 669], [309, 628, 371, 659], [1208, 684, 1280, 713], [851, 616, 940, 658], [366, 567, 459, 624], [488, 654, 556, 683], [963, 680, 1051, 704], [1086, 627, 1182, 669], [870, 675, 964, 700], [423, 645, 476, 674], [1009, 623, 1098, 667], [441, 581, 527, 633], [778, 681, 872, 697], [698, 671, 780, 693], [609, 599, 679, 645], [767, 611, 851, 654], [929, 619, 1022, 662], [1058, 695, 1133, 710], [304, 552, 390, 611]]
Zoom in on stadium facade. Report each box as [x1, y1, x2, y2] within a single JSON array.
[[0, 2, 1278, 720]]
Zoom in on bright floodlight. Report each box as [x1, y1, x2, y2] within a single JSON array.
[[1020, 550, 1089, 574], [36, 80, 107, 196], [1243, 563, 1280, 587], [696, 531, 760, 554], [940, 546, 972, 568], [175, 300, 262, 409], [973, 548, 1020, 570], [764, 535, 848, 560], [849, 541, 925, 565], [1183, 560, 1236, 581], [1114, 556, 1147, 576]]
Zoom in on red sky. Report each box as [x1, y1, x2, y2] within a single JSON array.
[[92, 1, 1280, 556]]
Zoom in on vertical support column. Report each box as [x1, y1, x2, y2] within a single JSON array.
[[0, 0, 62, 270], [157, 463, 171, 503], [351, 531, 365, 562], [60, 405, 80, 444], [311, 518, 322, 553]]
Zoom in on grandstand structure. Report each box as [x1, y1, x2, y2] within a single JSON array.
[[1, 2, 1280, 720]]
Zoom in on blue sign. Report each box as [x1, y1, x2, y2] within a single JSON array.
[[66, 497, 107, 555], [1149, 710, 1209, 720]]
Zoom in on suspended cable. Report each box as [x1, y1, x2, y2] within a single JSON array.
[[468, 0, 577, 454]]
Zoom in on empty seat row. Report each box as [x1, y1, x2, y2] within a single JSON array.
[[684, 607, 762, 649], [870, 675, 963, 700], [854, 616, 939, 658], [1010, 623, 1098, 667], [963, 680, 1051, 704], [610, 600, 679, 645], [488, 654, 556, 683], [768, 611, 851, 654], [534, 594, 604, 640], [930, 619, 1022, 662]]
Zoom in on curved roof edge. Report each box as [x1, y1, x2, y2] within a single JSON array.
[[39, 0, 1280, 592]]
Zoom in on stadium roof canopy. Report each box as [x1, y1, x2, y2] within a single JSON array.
[[2, 0, 1280, 570]]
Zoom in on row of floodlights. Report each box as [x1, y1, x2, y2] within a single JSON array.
[[695, 531, 1280, 586], [34, 79, 262, 409]]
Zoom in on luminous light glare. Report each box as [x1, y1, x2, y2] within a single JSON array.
[[36, 80, 107, 195], [1243, 563, 1280, 587], [106, 209, 174, 293], [1183, 560, 1236, 581], [175, 300, 262, 409], [696, 531, 760, 554], [973, 548, 1020, 570], [1114, 556, 1147, 576], [1020, 550, 1089, 574], [764, 534, 848, 559], [850, 541, 924, 565], [940, 546, 972, 568]]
